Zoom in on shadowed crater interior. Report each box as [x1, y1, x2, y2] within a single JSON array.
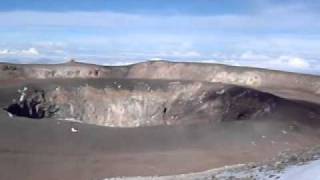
[[4, 80, 278, 127], [5, 89, 58, 119]]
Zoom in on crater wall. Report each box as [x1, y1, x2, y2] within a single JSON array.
[[1, 61, 320, 98]]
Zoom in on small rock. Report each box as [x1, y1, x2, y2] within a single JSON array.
[[274, 161, 284, 170], [287, 154, 298, 163], [269, 174, 276, 178], [248, 163, 256, 169]]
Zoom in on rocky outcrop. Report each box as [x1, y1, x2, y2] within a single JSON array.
[[5, 88, 58, 119]]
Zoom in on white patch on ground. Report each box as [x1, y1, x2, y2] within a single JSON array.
[[279, 160, 320, 180], [216, 89, 225, 95], [103, 164, 246, 180], [103, 159, 320, 180], [57, 118, 82, 123], [18, 87, 28, 102], [7, 112, 13, 118], [70, 127, 78, 133]]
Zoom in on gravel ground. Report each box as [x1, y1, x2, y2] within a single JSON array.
[[105, 145, 320, 180]]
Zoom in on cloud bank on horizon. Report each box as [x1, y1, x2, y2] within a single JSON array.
[[0, 0, 320, 74]]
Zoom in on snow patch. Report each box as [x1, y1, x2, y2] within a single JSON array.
[[70, 127, 78, 133], [279, 160, 320, 180]]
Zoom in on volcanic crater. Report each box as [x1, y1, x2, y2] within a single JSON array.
[[0, 60, 320, 180]]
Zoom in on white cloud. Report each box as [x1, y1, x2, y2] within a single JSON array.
[[203, 51, 318, 74], [265, 55, 311, 69], [183, 51, 201, 57], [228, 52, 311, 70], [0, 49, 10, 55], [239, 51, 270, 60], [0, 48, 40, 56], [102, 61, 138, 66], [155, 50, 201, 58], [286, 57, 310, 68], [149, 57, 163, 61], [21, 48, 39, 56]]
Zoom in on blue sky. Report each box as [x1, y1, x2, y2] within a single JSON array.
[[0, 0, 320, 74]]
